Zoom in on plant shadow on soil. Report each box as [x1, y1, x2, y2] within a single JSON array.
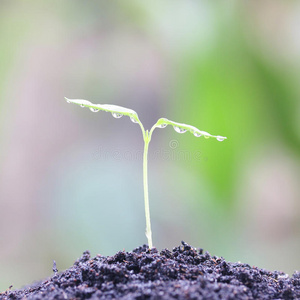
[[1, 241, 299, 299]]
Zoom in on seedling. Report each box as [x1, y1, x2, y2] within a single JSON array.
[[65, 98, 227, 248]]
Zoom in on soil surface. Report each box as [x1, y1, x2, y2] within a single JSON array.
[[1, 241, 299, 299]]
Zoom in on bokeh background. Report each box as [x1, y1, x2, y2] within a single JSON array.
[[0, 0, 299, 291]]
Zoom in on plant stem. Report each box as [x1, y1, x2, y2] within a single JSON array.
[[143, 130, 153, 248]]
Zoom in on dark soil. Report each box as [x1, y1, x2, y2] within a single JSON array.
[[1, 241, 299, 299]]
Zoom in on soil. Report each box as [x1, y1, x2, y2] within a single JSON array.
[[1, 241, 299, 299]]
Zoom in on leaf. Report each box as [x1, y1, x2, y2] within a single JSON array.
[[65, 98, 140, 122], [65, 98, 227, 141], [154, 118, 227, 141]]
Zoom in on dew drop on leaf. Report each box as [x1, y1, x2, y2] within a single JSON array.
[[112, 112, 123, 119], [158, 124, 167, 128], [130, 116, 138, 123], [174, 126, 187, 133], [216, 136, 225, 142], [204, 135, 210, 139], [193, 131, 202, 137], [90, 107, 100, 112], [80, 104, 85, 108]]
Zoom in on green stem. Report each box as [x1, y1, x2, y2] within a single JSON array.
[[143, 130, 152, 248]]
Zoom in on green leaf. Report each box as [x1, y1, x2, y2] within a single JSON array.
[[154, 118, 227, 141], [65, 98, 140, 123], [65, 98, 227, 142]]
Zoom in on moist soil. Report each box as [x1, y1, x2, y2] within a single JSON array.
[[1, 241, 299, 300]]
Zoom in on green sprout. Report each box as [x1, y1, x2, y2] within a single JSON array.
[[65, 98, 227, 248]]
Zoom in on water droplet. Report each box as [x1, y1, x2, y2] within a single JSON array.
[[204, 135, 210, 139], [130, 116, 138, 123], [90, 107, 99, 112], [112, 112, 123, 119], [193, 131, 202, 137], [158, 124, 167, 128], [216, 136, 225, 142], [80, 104, 85, 108], [174, 126, 187, 134]]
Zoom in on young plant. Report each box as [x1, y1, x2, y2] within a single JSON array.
[[65, 98, 227, 248]]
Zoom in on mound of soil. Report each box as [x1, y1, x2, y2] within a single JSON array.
[[1, 241, 299, 299]]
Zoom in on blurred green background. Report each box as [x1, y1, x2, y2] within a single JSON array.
[[0, 0, 299, 291]]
